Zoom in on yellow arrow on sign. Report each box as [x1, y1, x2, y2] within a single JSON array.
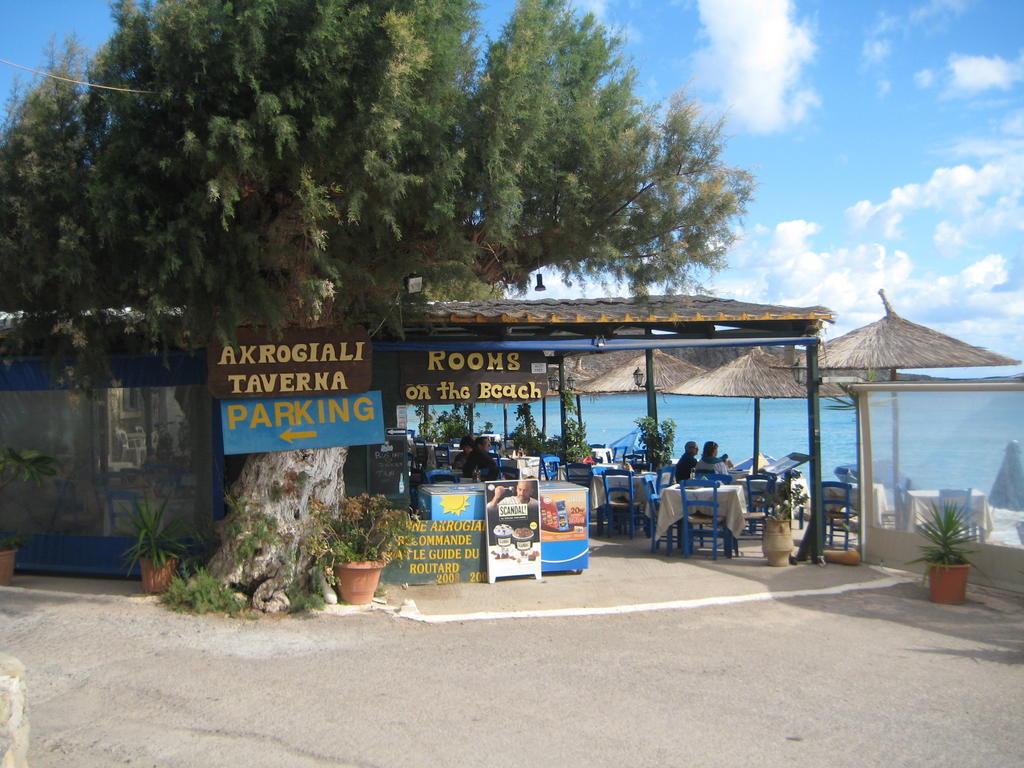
[[280, 428, 318, 443]]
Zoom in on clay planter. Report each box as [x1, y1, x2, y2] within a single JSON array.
[[762, 518, 793, 567], [139, 557, 179, 594], [0, 549, 15, 586], [927, 563, 970, 604], [334, 561, 385, 605]]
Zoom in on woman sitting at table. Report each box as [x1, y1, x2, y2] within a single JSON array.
[[693, 441, 733, 477], [461, 435, 499, 481], [451, 435, 474, 473]]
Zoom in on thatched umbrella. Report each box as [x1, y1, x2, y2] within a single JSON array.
[[666, 347, 838, 472], [576, 349, 704, 394], [820, 290, 1019, 378]]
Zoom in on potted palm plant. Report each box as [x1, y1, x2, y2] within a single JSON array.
[[308, 494, 414, 605], [909, 503, 975, 604], [122, 498, 186, 594], [0, 447, 56, 585], [0, 534, 30, 587]]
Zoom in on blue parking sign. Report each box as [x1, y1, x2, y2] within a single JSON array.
[[220, 391, 385, 455]]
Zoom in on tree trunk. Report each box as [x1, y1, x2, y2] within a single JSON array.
[[207, 446, 348, 613]]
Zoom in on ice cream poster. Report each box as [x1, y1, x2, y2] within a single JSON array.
[[484, 479, 542, 583]]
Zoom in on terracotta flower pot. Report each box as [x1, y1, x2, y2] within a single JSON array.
[[927, 563, 969, 604], [334, 561, 385, 605], [0, 549, 16, 587], [140, 557, 179, 594]]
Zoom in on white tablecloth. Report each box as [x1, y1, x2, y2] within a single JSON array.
[[657, 484, 748, 539], [907, 489, 993, 539], [590, 472, 656, 515], [823, 483, 889, 526]]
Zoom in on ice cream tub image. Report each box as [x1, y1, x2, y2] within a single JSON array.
[[513, 527, 534, 552], [493, 523, 514, 547]]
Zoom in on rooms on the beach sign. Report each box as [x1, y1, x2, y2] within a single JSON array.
[[207, 326, 372, 399], [400, 350, 547, 404]]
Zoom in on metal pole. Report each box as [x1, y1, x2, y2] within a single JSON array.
[[753, 397, 761, 472], [558, 358, 568, 461], [796, 341, 824, 562]]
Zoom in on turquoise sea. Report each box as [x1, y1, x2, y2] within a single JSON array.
[[414, 393, 858, 479], [412, 393, 1024, 546]]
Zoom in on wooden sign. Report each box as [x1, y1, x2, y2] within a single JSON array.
[[208, 327, 372, 399], [381, 519, 486, 585], [400, 350, 547, 404]]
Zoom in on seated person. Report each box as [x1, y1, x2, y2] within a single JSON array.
[[674, 440, 699, 482], [693, 440, 733, 477], [461, 435, 499, 480], [451, 435, 474, 472]]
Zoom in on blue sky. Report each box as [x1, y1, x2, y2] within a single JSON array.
[[3, 0, 1023, 377]]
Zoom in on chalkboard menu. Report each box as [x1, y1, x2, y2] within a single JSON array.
[[370, 439, 406, 496]]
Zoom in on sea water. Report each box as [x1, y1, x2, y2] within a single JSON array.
[[412, 393, 1024, 546]]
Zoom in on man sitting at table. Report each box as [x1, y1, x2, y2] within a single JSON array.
[[461, 435, 499, 480], [675, 441, 699, 482]]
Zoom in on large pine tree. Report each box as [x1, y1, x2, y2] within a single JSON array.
[[1, 0, 752, 610]]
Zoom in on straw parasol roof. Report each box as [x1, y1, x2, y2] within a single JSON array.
[[666, 347, 840, 472], [666, 347, 830, 398], [820, 290, 1019, 373], [576, 349, 705, 394]]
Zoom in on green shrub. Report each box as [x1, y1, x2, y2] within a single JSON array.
[[161, 568, 247, 617]]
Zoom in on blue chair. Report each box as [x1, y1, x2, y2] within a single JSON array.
[[656, 465, 676, 493], [611, 445, 627, 464], [680, 480, 731, 560], [649, 476, 679, 555], [565, 462, 593, 487], [822, 481, 856, 549], [539, 455, 560, 481], [424, 469, 458, 484], [744, 474, 777, 530], [599, 469, 648, 538], [105, 489, 140, 535]]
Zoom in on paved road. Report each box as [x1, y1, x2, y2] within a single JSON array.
[[2, 582, 1023, 767]]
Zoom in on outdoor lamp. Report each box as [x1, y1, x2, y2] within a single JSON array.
[[535, 272, 546, 291], [566, 375, 577, 391], [633, 367, 644, 388], [404, 274, 424, 294], [548, 373, 559, 392]]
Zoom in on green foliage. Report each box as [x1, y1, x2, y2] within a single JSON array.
[[508, 403, 546, 455], [222, 496, 282, 567], [558, 391, 590, 461], [1, 0, 751, 382], [0, 533, 31, 551], [635, 416, 676, 469], [122, 498, 187, 571], [435, 404, 473, 443], [161, 567, 247, 617], [909, 503, 976, 568], [286, 585, 326, 614], [765, 473, 807, 521], [308, 494, 415, 574], [0, 447, 57, 492]]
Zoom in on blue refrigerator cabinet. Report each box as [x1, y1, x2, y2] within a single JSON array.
[[416, 480, 589, 574]]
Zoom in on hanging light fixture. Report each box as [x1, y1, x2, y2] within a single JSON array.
[[403, 273, 424, 294], [548, 373, 559, 392], [632, 367, 644, 388], [535, 271, 546, 291], [566, 374, 577, 391]]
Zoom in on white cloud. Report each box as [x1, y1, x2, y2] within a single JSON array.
[[572, 0, 610, 18], [909, 0, 973, 26], [845, 156, 1024, 248], [862, 38, 891, 66], [914, 68, 935, 88], [947, 52, 1024, 96], [709, 221, 1023, 365], [692, 0, 818, 133]]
